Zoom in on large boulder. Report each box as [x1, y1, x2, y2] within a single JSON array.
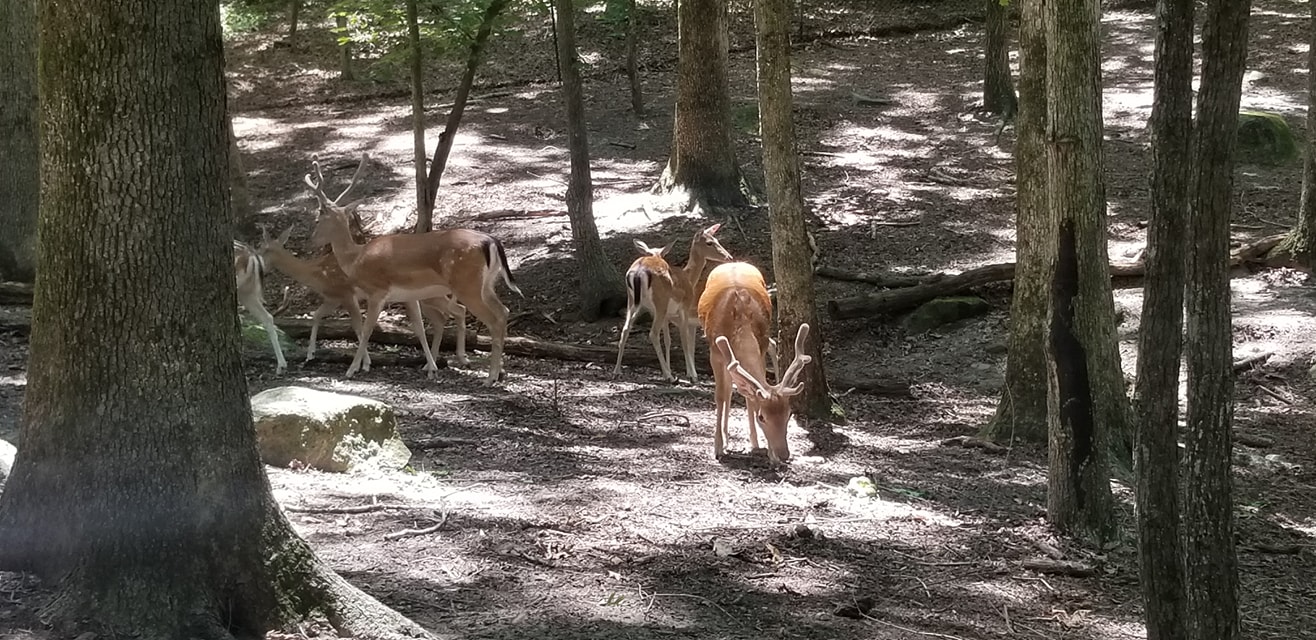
[[0, 438, 16, 488], [251, 386, 411, 473], [1236, 110, 1298, 166]]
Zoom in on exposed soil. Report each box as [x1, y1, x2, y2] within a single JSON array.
[[3, 0, 1316, 639]]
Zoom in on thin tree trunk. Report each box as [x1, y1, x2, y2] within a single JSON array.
[[1132, 0, 1193, 635], [407, 0, 429, 230], [982, 0, 1048, 444], [755, 0, 832, 420], [337, 14, 355, 80], [288, 0, 301, 43], [983, 0, 1018, 116], [655, 0, 750, 209], [626, 0, 646, 117], [0, 0, 39, 283], [1183, 0, 1251, 637], [0, 1, 436, 637], [229, 112, 257, 239], [1269, 0, 1316, 267], [1043, 0, 1117, 544], [419, 0, 510, 230], [554, 0, 625, 320]]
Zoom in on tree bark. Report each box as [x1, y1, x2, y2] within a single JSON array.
[[982, 0, 1048, 444], [1132, 0, 1193, 635], [626, 0, 646, 116], [1268, 0, 1316, 267], [756, 0, 834, 420], [0, 2, 439, 637], [1183, 0, 1251, 637], [418, 0, 510, 232], [554, 0, 626, 320], [1043, 0, 1118, 543], [228, 112, 257, 239], [655, 0, 750, 208], [983, 0, 1018, 116], [407, 0, 429, 229], [337, 14, 355, 80], [288, 0, 301, 43], [0, 0, 39, 283]]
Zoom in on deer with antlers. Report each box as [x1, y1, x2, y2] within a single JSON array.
[[305, 154, 521, 386], [233, 240, 287, 375], [698, 261, 812, 465], [256, 226, 468, 368], [614, 224, 733, 382]]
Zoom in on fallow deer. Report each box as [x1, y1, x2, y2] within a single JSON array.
[[256, 226, 468, 367], [614, 224, 733, 382], [305, 154, 521, 386], [233, 240, 287, 375], [698, 261, 812, 465]]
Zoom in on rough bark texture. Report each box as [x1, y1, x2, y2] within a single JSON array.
[[229, 112, 257, 239], [982, 0, 1048, 444], [1043, 0, 1117, 544], [555, 0, 625, 320], [1183, 0, 1251, 637], [407, 0, 429, 229], [288, 0, 301, 42], [1132, 0, 1193, 635], [656, 0, 750, 208], [418, 0, 510, 232], [1269, 0, 1316, 267], [0, 2, 438, 638], [755, 0, 833, 420], [626, 0, 645, 116], [337, 14, 355, 80], [983, 0, 1018, 116], [0, 0, 40, 283]]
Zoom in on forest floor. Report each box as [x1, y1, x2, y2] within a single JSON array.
[[3, 0, 1316, 638]]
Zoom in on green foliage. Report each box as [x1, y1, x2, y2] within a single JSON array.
[[222, 0, 285, 34], [240, 316, 295, 351], [1236, 110, 1299, 166], [329, 0, 519, 80]]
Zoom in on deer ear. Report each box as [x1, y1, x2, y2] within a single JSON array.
[[704, 223, 722, 236], [277, 226, 294, 245], [660, 242, 674, 257], [634, 239, 652, 254]]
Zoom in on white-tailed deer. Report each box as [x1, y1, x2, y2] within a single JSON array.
[[305, 154, 521, 386], [698, 261, 812, 465], [256, 226, 468, 367], [233, 240, 287, 375], [614, 224, 733, 382]]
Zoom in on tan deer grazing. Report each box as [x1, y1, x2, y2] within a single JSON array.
[[614, 224, 733, 382], [698, 261, 812, 465], [304, 155, 521, 386], [256, 226, 468, 368], [233, 240, 287, 375]]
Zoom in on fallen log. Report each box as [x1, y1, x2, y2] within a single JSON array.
[[273, 317, 912, 396], [0, 282, 34, 306], [814, 266, 931, 288]]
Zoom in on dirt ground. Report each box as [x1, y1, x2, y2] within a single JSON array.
[[3, 0, 1316, 638]]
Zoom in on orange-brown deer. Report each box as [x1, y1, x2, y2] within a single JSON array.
[[256, 226, 468, 368], [305, 154, 521, 386], [234, 239, 287, 374], [698, 261, 811, 465], [614, 224, 733, 382]]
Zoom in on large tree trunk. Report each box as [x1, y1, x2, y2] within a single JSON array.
[[626, 0, 645, 117], [1042, 0, 1118, 544], [1183, 0, 1251, 637], [1268, 0, 1316, 267], [755, 0, 833, 420], [983, 0, 1018, 116], [982, 0, 1048, 444], [554, 0, 625, 320], [417, 0, 510, 233], [0, 1, 437, 637], [0, 0, 39, 283], [655, 0, 750, 209], [1132, 0, 1193, 635]]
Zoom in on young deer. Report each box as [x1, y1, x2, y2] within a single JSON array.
[[614, 224, 733, 382], [233, 240, 287, 375], [305, 155, 521, 386], [698, 261, 812, 465], [256, 226, 468, 367]]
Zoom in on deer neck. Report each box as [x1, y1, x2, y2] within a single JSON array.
[[322, 223, 363, 278]]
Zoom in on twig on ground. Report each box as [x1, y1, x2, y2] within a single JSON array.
[[939, 435, 1007, 454], [1256, 383, 1292, 405], [1002, 605, 1014, 634], [1021, 558, 1095, 577], [1233, 352, 1272, 373], [284, 503, 409, 514], [636, 411, 691, 426], [1234, 432, 1274, 448], [857, 611, 971, 640], [384, 510, 450, 541], [1026, 534, 1066, 561]]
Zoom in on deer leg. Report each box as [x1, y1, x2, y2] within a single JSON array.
[[349, 299, 385, 377], [434, 296, 468, 367], [614, 303, 640, 374], [420, 299, 448, 364], [463, 289, 508, 386], [238, 288, 286, 375], [405, 300, 440, 379], [713, 369, 730, 459], [746, 397, 761, 452], [341, 297, 371, 370], [305, 300, 339, 363], [679, 317, 699, 383]]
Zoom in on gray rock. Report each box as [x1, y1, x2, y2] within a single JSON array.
[[903, 296, 991, 334], [0, 438, 15, 487], [1236, 110, 1298, 166], [251, 386, 411, 473]]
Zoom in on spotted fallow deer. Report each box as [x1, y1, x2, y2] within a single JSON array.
[[305, 154, 522, 386], [614, 224, 733, 382], [233, 240, 287, 375], [256, 226, 468, 368], [698, 261, 812, 465]]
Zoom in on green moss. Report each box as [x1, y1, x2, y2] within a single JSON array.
[[1236, 110, 1298, 166]]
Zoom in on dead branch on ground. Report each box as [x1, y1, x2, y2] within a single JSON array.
[[1021, 558, 1095, 577]]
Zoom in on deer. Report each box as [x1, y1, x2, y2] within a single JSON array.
[[698, 261, 812, 465], [256, 226, 468, 368], [304, 154, 522, 386], [233, 240, 287, 375], [614, 224, 733, 382]]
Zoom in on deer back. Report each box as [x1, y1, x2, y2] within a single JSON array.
[[698, 262, 772, 373]]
